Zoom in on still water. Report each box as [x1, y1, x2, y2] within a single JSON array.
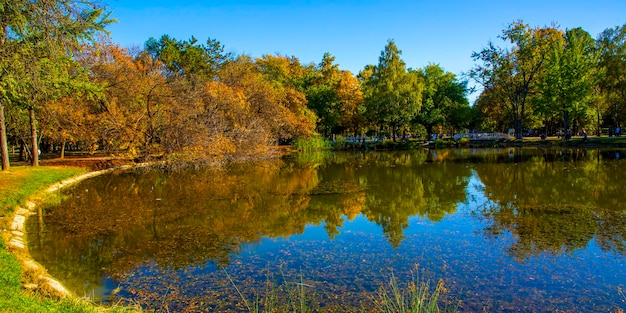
[[28, 148, 626, 312]]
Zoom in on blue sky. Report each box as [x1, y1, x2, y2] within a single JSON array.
[[104, 0, 625, 82]]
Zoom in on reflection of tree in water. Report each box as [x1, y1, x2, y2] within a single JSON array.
[[29, 150, 475, 293], [29, 160, 323, 293], [26, 148, 626, 311], [337, 150, 471, 247], [475, 148, 626, 260]]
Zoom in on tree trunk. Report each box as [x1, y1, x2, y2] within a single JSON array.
[[0, 104, 9, 170], [563, 111, 572, 140], [29, 108, 39, 166], [19, 141, 26, 161], [514, 118, 523, 139], [597, 109, 601, 136], [60, 139, 66, 159]]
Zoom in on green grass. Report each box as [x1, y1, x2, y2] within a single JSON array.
[[293, 136, 332, 151], [0, 166, 85, 215], [0, 166, 138, 313]]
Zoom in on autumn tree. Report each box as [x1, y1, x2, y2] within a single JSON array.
[[336, 71, 365, 136], [220, 55, 316, 145], [256, 53, 315, 92], [363, 40, 422, 140], [305, 53, 364, 137], [83, 42, 172, 159]]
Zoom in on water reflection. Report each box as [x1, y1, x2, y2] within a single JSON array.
[[473, 149, 626, 260], [27, 148, 626, 312]]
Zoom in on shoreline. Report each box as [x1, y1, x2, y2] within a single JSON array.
[[5, 163, 151, 301]]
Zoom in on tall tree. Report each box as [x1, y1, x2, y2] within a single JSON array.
[[306, 52, 342, 136], [0, 0, 112, 168], [415, 64, 469, 139], [597, 24, 626, 131], [538, 27, 599, 135], [336, 71, 365, 136], [364, 40, 422, 140], [471, 21, 556, 139]]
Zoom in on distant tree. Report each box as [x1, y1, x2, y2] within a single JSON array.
[[415, 64, 469, 139], [597, 24, 626, 131], [305, 52, 342, 136], [474, 85, 511, 132], [538, 27, 599, 135], [336, 71, 365, 136], [144, 35, 231, 86], [471, 21, 555, 139], [364, 40, 422, 140]]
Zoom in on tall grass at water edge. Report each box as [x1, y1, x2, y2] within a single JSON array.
[[373, 272, 459, 313], [292, 136, 332, 152], [228, 267, 459, 313]]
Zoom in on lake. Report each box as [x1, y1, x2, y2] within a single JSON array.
[[27, 147, 626, 312]]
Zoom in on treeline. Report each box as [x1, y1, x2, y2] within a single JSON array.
[[1, 1, 625, 170], [471, 20, 626, 139]]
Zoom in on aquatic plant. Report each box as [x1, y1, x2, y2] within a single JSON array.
[[373, 270, 459, 313], [225, 265, 459, 313], [225, 269, 314, 313]]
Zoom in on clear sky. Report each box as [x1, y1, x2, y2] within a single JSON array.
[[104, 0, 625, 81]]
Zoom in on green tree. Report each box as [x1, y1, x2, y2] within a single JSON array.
[[538, 27, 599, 135], [144, 35, 231, 86], [0, 0, 112, 168], [415, 64, 469, 139], [306, 52, 342, 136], [364, 40, 422, 140], [597, 24, 626, 131], [471, 21, 555, 138]]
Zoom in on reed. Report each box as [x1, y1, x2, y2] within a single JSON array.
[[373, 271, 459, 313], [293, 136, 332, 151]]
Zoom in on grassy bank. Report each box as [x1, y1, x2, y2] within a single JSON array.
[[0, 166, 136, 313], [0, 166, 85, 217]]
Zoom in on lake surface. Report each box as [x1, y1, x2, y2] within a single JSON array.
[[27, 148, 626, 312]]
